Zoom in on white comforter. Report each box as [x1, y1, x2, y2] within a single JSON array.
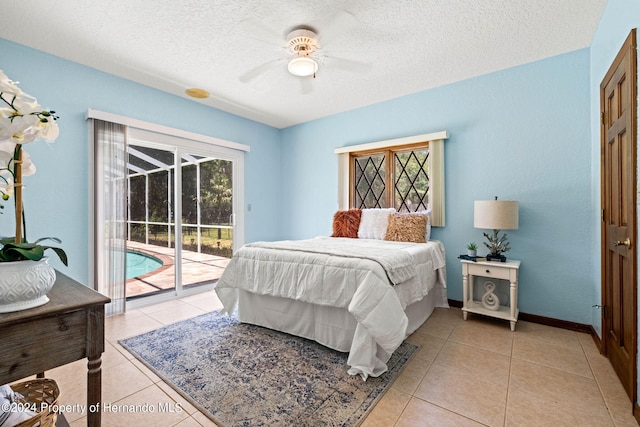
[[215, 237, 447, 379]]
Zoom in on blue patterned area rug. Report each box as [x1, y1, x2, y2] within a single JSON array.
[[120, 311, 418, 426]]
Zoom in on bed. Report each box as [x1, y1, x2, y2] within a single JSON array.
[[214, 233, 447, 380]]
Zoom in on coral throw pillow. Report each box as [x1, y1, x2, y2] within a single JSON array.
[[384, 213, 428, 243], [331, 209, 362, 238]]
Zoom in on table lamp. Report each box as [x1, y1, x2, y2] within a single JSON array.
[[474, 197, 519, 262]]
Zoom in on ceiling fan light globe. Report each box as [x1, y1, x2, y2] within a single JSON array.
[[288, 57, 318, 77]]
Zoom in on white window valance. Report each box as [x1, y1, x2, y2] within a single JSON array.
[[86, 109, 250, 152]]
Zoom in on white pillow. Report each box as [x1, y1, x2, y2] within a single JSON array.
[[358, 208, 396, 239], [385, 209, 432, 240], [420, 209, 432, 241]]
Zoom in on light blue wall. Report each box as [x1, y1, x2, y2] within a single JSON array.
[[589, 0, 640, 406], [281, 49, 593, 324], [0, 22, 607, 329], [0, 38, 282, 285]]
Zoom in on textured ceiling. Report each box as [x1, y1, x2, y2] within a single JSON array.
[[0, 0, 606, 129]]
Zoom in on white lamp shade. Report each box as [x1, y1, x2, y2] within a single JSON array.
[[288, 57, 318, 77], [474, 200, 519, 230]]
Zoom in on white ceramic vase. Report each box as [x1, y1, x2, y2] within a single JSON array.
[[0, 257, 56, 313]]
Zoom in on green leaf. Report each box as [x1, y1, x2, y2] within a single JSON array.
[[1, 242, 38, 250], [34, 237, 62, 245], [42, 246, 68, 266], [3, 245, 44, 261], [0, 238, 68, 265]]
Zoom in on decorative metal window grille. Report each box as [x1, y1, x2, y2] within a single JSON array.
[[394, 149, 429, 212], [354, 154, 387, 208], [352, 147, 429, 212]]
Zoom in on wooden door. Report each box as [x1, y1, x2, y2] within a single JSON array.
[[601, 29, 637, 402]]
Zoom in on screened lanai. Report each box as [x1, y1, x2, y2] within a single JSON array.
[[124, 143, 234, 299]]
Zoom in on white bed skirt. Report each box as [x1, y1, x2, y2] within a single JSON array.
[[237, 288, 438, 378]]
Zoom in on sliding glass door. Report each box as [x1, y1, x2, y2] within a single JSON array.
[[179, 153, 233, 290], [125, 131, 243, 302], [127, 143, 177, 297], [91, 112, 248, 316]]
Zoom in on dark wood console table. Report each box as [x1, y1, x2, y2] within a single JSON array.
[[0, 272, 110, 426]]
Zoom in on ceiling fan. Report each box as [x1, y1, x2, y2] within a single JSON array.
[[239, 19, 371, 93], [285, 28, 320, 78]]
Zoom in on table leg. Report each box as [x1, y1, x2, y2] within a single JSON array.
[[510, 279, 518, 331], [462, 271, 469, 320], [87, 355, 102, 426]]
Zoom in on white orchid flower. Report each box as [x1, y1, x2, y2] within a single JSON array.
[[0, 70, 23, 97], [0, 141, 36, 175], [0, 95, 43, 144], [0, 157, 14, 199], [0, 82, 53, 145], [6, 96, 40, 120], [0, 115, 13, 141], [0, 146, 36, 199], [0, 173, 14, 199], [0, 141, 15, 168], [33, 117, 59, 141], [4, 116, 40, 144], [19, 149, 36, 176]]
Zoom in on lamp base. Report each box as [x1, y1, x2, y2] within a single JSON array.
[[486, 254, 507, 262]]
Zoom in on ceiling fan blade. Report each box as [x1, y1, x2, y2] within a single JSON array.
[[239, 59, 285, 83], [238, 18, 286, 48], [316, 9, 357, 48], [323, 56, 372, 74], [299, 77, 313, 95]]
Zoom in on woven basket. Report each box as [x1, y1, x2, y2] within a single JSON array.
[[10, 378, 59, 427]]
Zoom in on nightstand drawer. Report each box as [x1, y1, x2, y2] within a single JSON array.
[[467, 263, 511, 280]]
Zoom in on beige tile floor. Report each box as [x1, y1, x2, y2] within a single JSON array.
[[32, 293, 638, 426]]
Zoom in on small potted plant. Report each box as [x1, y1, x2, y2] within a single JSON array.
[[467, 242, 478, 257]]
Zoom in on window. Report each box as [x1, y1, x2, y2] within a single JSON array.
[[336, 131, 447, 226], [352, 143, 430, 212]]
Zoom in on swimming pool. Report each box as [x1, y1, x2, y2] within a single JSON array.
[[126, 250, 163, 280]]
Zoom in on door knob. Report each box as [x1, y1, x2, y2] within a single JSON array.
[[614, 238, 632, 248]]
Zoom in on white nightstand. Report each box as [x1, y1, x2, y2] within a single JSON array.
[[461, 259, 521, 331]]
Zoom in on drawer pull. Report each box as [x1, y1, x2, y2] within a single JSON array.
[[486, 269, 490, 274], [59, 324, 68, 331]]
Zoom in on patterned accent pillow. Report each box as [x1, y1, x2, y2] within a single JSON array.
[[331, 209, 362, 238], [384, 213, 428, 243]]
